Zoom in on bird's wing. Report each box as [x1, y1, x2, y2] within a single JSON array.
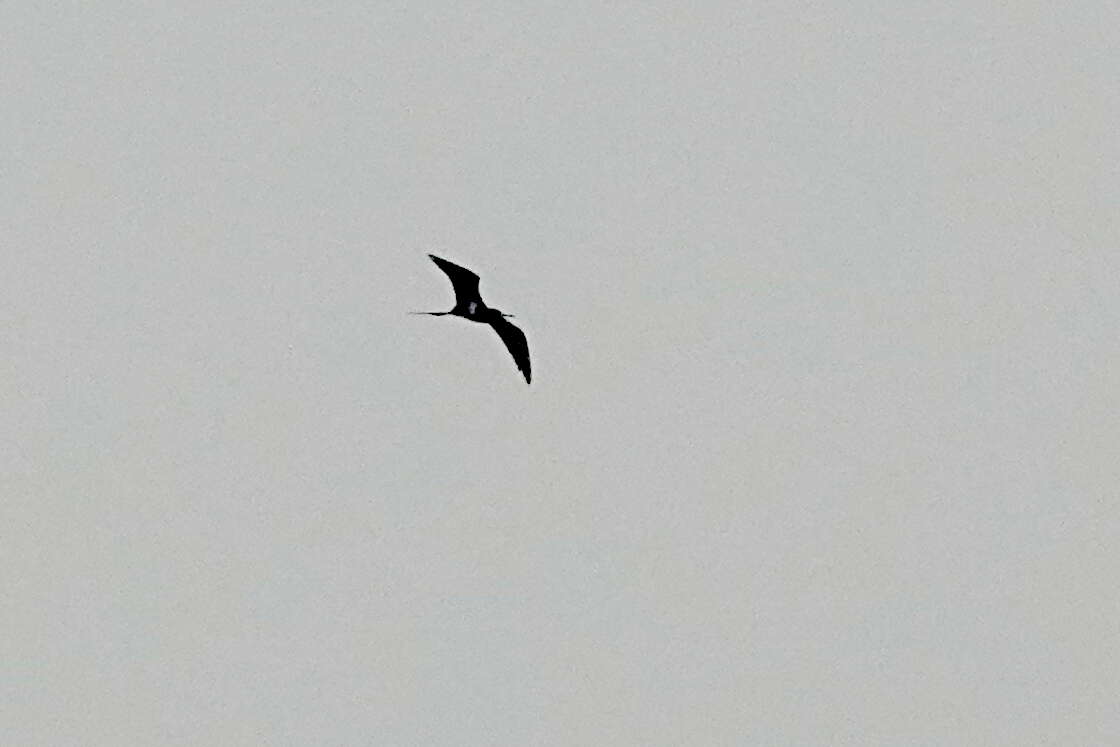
[[428, 254, 481, 308], [488, 317, 531, 384]]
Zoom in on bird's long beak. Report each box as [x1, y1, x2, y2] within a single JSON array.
[[408, 311, 447, 316]]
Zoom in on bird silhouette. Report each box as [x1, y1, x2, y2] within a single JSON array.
[[411, 254, 531, 384]]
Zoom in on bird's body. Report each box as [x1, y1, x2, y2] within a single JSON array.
[[412, 254, 531, 384]]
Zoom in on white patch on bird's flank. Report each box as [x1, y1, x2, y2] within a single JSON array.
[[468, 302, 477, 314]]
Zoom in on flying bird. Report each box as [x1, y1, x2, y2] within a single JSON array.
[[412, 254, 531, 384]]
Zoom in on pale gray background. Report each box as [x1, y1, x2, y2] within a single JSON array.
[[3, 2, 1118, 744]]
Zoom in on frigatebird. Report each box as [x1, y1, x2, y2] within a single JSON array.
[[411, 254, 531, 384]]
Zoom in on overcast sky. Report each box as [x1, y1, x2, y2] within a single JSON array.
[[3, 3, 1118, 744]]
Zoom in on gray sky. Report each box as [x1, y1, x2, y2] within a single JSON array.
[[3, 3, 1118, 744]]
